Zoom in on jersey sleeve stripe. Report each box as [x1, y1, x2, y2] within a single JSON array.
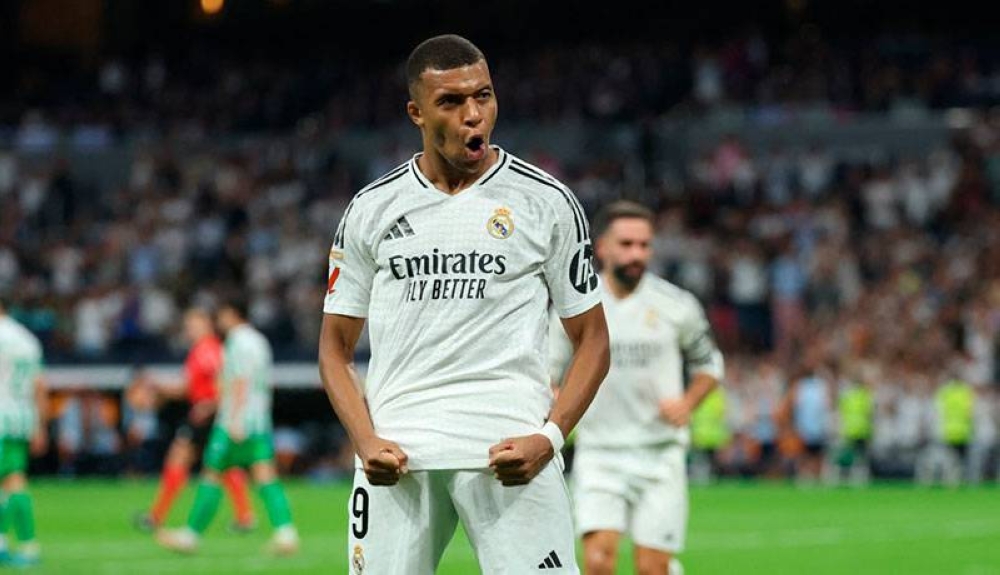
[[333, 166, 409, 247], [368, 163, 409, 186], [509, 164, 584, 242], [510, 158, 590, 241], [361, 168, 409, 193]]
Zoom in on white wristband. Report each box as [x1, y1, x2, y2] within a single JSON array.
[[540, 421, 565, 453]]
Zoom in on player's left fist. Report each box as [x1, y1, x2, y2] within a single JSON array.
[[659, 397, 692, 427], [488, 434, 554, 487]]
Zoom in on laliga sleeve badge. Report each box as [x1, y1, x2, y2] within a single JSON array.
[[487, 207, 514, 239], [352, 544, 366, 574]]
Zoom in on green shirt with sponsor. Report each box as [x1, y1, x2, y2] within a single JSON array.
[[936, 379, 974, 445], [218, 323, 274, 436], [691, 387, 729, 450], [839, 383, 874, 441], [0, 316, 42, 439]]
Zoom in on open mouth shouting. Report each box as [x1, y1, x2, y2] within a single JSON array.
[[464, 135, 486, 161]]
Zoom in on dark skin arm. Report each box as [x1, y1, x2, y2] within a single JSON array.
[[319, 314, 409, 486], [489, 304, 610, 486]]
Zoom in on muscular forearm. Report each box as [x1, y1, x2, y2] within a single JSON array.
[[319, 325, 377, 453], [548, 311, 610, 439], [683, 372, 718, 411]]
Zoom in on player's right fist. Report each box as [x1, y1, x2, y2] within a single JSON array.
[[359, 438, 409, 486]]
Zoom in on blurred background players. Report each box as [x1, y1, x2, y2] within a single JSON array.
[[828, 368, 875, 486], [550, 201, 724, 575], [777, 352, 835, 483], [0, 299, 48, 567], [157, 299, 298, 555], [133, 307, 255, 532]]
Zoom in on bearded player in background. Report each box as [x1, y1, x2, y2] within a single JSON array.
[[551, 201, 724, 575]]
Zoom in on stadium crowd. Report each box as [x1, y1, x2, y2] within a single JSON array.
[[4, 29, 1000, 138], [2, 36, 1000, 481]]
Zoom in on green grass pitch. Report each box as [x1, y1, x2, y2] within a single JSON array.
[[10, 479, 1000, 574]]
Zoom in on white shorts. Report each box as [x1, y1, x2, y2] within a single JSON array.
[[347, 458, 578, 574], [572, 443, 688, 553]]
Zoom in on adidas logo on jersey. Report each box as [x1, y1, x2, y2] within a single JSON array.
[[537, 550, 563, 569], [383, 216, 415, 241]]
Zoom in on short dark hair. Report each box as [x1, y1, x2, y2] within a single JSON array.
[[592, 200, 656, 238], [406, 34, 486, 99], [219, 294, 249, 322]]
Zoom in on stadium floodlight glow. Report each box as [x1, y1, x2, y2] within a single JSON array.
[[200, 0, 224, 16]]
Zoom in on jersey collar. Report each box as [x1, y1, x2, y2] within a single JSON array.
[[408, 146, 509, 193]]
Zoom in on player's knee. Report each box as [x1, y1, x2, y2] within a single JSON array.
[[250, 462, 276, 484], [635, 552, 671, 575], [202, 469, 222, 483], [167, 442, 193, 466], [2, 472, 27, 492], [583, 546, 616, 575]]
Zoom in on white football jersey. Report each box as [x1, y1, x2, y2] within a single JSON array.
[[550, 274, 723, 448], [218, 323, 274, 435], [324, 147, 602, 470], [0, 315, 42, 439]]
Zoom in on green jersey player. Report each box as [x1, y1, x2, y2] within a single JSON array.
[[0, 299, 48, 567], [157, 298, 299, 556]]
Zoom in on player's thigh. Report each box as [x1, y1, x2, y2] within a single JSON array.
[[165, 433, 195, 466], [246, 435, 278, 483], [452, 461, 578, 574], [201, 427, 235, 472], [631, 447, 688, 554], [0, 439, 28, 484], [573, 448, 630, 538], [348, 469, 458, 575], [242, 434, 274, 467]]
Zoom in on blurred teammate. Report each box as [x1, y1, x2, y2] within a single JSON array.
[[0, 300, 48, 567], [551, 201, 724, 575], [157, 300, 298, 555], [319, 35, 609, 573], [134, 307, 255, 532]]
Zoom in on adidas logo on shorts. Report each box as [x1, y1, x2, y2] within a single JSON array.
[[537, 550, 563, 569], [383, 216, 415, 240]]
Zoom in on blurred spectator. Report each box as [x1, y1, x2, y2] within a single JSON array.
[[55, 390, 122, 476], [123, 375, 162, 475]]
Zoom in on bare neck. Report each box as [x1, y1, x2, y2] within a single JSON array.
[[417, 145, 498, 195]]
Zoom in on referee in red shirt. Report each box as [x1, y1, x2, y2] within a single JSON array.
[[134, 307, 255, 532]]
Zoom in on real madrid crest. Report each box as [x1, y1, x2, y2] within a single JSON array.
[[487, 207, 514, 239], [352, 544, 366, 574], [645, 308, 659, 328]]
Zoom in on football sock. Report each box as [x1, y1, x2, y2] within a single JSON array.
[[151, 465, 189, 524], [223, 468, 254, 524], [186, 482, 222, 534], [0, 493, 8, 535], [8, 492, 36, 542], [259, 482, 293, 528]]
